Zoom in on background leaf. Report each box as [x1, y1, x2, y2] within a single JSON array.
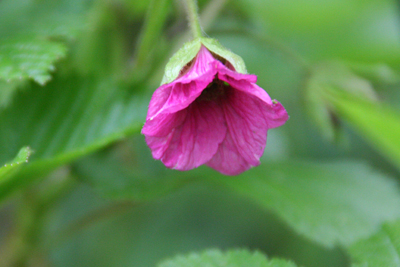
[[0, 75, 149, 201], [0, 37, 67, 85], [206, 160, 400, 247], [157, 249, 297, 267], [0, 0, 93, 106], [349, 220, 400, 267], [325, 89, 400, 170]]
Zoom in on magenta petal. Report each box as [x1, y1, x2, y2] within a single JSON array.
[[218, 72, 273, 105], [142, 110, 186, 137], [177, 46, 217, 81], [206, 130, 255, 175], [147, 46, 221, 120], [217, 65, 258, 83], [155, 73, 215, 117], [143, 45, 289, 175], [207, 88, 288, 175], [145, 100, 226, 171], [146, 84, 173, 119], [224, 90, 268, 164], [264, 101, 289, 129]]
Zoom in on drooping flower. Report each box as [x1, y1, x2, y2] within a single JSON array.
[[142, 41, 288, 175]]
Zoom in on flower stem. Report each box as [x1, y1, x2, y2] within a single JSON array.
[[182, 0, 203, 38]]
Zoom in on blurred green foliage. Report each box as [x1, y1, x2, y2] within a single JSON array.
[[1, 0, 400, 266]]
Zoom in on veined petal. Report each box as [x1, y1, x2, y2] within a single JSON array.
[[145, 100, 226, 171], [217, 70, 273, 105], [175, 46, 217, 82], [142, 110, 187, 137], [154, 72, 215, 117], [207, 88, 288, 175], [217, 65, 257, 83], [147, 46, 221, 121], [206, 130, 255, 175], [146, 83, 173, 119], [222, 89, 268, 166], [264, 101, 289, 129]]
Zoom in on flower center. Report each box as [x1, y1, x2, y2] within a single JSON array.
[[196, 78, 230, 102]]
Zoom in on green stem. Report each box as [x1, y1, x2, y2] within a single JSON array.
[[182, 0, 203, 38]]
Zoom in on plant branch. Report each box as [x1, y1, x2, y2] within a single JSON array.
[[182, 0, 203, 38]]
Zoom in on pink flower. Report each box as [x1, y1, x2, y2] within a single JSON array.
[[142, 46, 288, 175]]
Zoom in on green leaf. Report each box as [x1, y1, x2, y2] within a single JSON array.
[[0, 0, 93, 104], [325, 88, 400, 171], [160, 38, 201, 85], [235, 0, 400, 63], [201, 37, 247, 74], [0, 37, 67, 85], [0, 74, 149, 202], [205, 161, 400, 248], [0, 0, 91, 79], [0, 80, 26, 108], [0, 147, 32, 184], [305, 62, 377, 142], [349, 220, 400, 267], [157, 249, 297, 267]]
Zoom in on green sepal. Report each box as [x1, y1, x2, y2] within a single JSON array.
[[201, 37, 247, 74], [160, 38, 202, 85], [160, 37, 248, 85]]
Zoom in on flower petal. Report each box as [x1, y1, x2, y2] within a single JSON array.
[[176, 46, 217, 82], [206, 130, 255, 175], [146, 83, 173, 119], [217, 65, 257, 83], [207, 88, 288, 175], [156, 74, 214, 117], [217, 70, 273, 105], [145, 100, 226, 171], [147, 46, 221, 120], [264, 100, 289, 129]]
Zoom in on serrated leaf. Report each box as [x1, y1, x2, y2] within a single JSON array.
[[0, 74, 149, 202], [205, 161, 400, 248], [349, 220, 400, 267], [324, 88, 400, 171], [0, 147, 31, 184], [201, 37, 247, 74], [160, 38, 201, 85], [157, 249, 297, 267], [0, 37, 67, 85], [0, 0, 92, 90]]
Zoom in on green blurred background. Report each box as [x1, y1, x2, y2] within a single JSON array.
[[1, 0, 400, 266]]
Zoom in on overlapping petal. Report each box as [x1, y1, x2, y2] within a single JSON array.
[[147, 46, 220, 120], [142, 44, 289, 175], [206, 89, 271, 174], [145, 100, 226, 171]]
